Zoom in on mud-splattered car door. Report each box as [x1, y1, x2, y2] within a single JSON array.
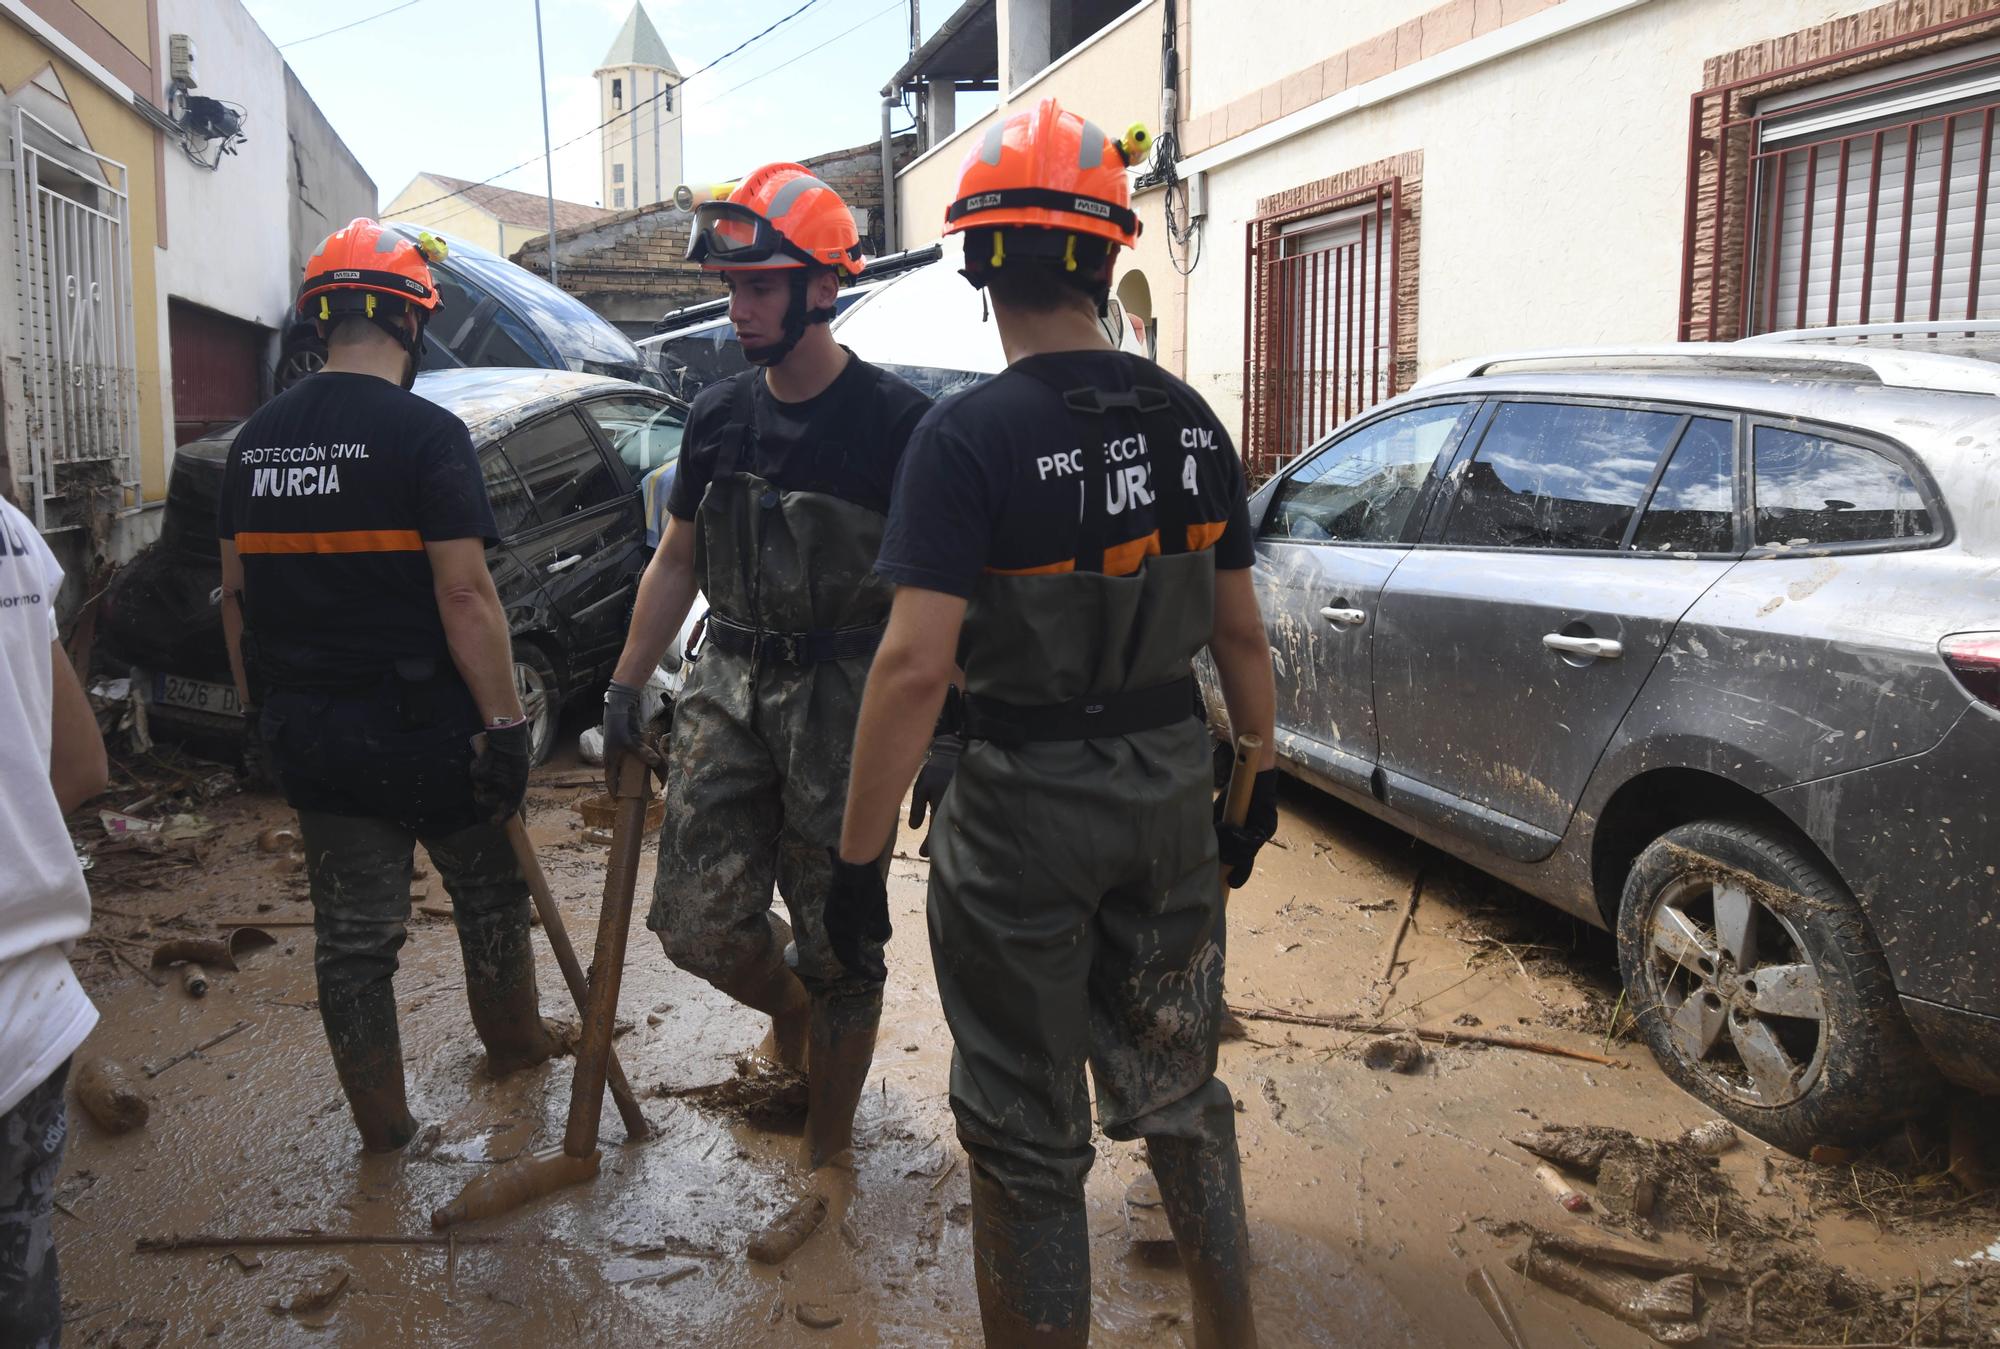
[[1372, 401, 1743, 860], [1251, 400, 1478, 797]]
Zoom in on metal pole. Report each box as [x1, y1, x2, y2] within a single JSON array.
[[533, 0, 560, 287]]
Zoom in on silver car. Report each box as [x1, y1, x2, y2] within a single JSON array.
[[1217, 329, 2000, 1152]]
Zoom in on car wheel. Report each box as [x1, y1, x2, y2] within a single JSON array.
[[513, 643, 560, 769], [275, 336, 326, 391], [1616, 818, 1940, 1154]]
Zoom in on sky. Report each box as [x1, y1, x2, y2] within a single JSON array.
[[242, 0, 990, 214]]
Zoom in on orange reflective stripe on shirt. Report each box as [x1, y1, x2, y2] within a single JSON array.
[[234, 529, 426, 555], [1102, 530, 1161, 576], [986, 557, 1077, 576], [1185, 520, 1229, 552]]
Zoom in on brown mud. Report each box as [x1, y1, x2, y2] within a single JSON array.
[[54, 751, 1999, 1346]]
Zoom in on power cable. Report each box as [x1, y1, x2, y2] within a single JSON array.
[[391, 0, 830, 219], [277, 0, 426, 49]]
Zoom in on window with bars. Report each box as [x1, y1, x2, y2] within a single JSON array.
[[613, 163, 625, 183], [1749, 56, 2000, 332], [1243, 180, 1399, 481]]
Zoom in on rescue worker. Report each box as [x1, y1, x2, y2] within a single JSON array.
[[218, 219, 560, 1154], [599, 165, 931, 1260], [831, 99, 1279, 1346]]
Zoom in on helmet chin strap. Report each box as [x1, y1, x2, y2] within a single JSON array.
[[741, 270, 835, 368]]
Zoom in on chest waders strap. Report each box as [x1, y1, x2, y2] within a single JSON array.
[[961, 675, 1197, 748], [701, 612, 884, 665]]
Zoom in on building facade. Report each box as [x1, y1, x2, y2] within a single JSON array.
[[381, 171, 609, 259], [1, 0, 372, 604], [596, 3, 680, 213]]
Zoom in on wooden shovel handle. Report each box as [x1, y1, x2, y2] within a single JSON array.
[[1219, 733, 1264, 890], [562, 753, 653, 1158]]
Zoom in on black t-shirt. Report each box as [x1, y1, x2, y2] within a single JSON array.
[[666, 353, 932, 520], [216, 371, 497, 688], [877, 350, 1252, 598]]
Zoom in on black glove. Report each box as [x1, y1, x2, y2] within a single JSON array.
[[602, 679, 659, 796], [1214, 767, 1279, 889], [823, 848, 891, 983], [470, 720, 533, 824], [908, 735, 962, 858]]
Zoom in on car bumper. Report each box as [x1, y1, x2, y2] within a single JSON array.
[[1900, 996, 2000, 1094]]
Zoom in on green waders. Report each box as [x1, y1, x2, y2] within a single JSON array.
[[647, 372, 891, 1250], [929, 385, 1256, 1346]]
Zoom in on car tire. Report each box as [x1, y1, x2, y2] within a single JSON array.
[[274, 334, 326, 392], [512, 642, 561, 770], [1616, 818, 1941, 1154]]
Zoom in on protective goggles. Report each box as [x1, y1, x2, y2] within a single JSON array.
[[686, 201, 816, 269]]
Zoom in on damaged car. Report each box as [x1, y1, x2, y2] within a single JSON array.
[[1209, 329, 2000, 1152]]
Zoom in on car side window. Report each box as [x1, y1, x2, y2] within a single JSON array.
[[1629, 417, 1736, 554], [502, 410, 622, 521], [1442, 402, 1683, 551], [427, 268, 490, 357], [479, 305, 555, 369], [1262, 402, 1469, 544], [1753, 426, 1932, 547], [582, 396, 687, 474], [478, 444, 540, 538]]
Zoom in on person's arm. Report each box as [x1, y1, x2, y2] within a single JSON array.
[[218, 541, 252, 709], [838, 586, 967, 863], [49, 638, 107, 813], [610, 513, 700, 687], [427, 538, 524, 724], [1209, 566, 1278, 771]]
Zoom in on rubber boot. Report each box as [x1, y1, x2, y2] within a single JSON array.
[[667, 912, 812, 1073], [317, 979, 418, 1153], [1145, 1112, 1259, 1349], [745, 990, 879, 1263], [968, 1161, 1091, 1348], [459, 902, 559, 1076]]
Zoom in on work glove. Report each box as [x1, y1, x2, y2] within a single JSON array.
[[823, 848, 891, 983], [907, 734, 961, 858], [1214, 768, 1280, 889], [470, 720, 533, 825], [602, 679, 661, 797]]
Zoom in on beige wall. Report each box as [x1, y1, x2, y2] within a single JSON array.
[[895, 0, 1182, 368], [598, 62, 679, 211], [1189, 0, 1436, 115], [1179, 0, 1881, 437], [381, 175, 543, 257]]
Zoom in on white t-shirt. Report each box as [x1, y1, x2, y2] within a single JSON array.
[[0, 496, 97, 1114]]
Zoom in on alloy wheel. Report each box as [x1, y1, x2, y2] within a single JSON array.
[[515, 660, 553, 766], [276, 345, 325, 391], [1644, 875, 1829, 1108]]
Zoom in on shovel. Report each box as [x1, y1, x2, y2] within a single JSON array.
[[431, 753, 655, 1229]]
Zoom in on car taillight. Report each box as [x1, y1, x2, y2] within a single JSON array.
[[1942, 632, 2000, 709]]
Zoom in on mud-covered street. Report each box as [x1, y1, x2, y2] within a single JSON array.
[[55, 744, 2000, 1347]]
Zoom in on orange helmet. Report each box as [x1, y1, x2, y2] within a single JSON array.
[[944, 99, 1143, 250], [298, 218, 446, 318], [687, 163, 864, 276]]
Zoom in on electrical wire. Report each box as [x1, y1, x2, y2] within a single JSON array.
[[277, 0, 426, 49], [390, 0, 831, 219]]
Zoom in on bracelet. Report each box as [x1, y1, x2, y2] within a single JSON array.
[[485, 715, 528, 730]]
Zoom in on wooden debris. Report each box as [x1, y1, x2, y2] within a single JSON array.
[[138, 1231, 506, 1253], [1512, 1243, 1700, 1343], [1228, 1005, 1623, 1067], [73, 1059, 149, 1134], [1465, 1266, 1527, 1349], [143, 1020, 250, 1078]]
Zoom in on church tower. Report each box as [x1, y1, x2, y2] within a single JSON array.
[[596, 4, 681, 211]]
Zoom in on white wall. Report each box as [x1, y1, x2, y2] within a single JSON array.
[[157, 0, 293, 332], [1181, 0, 1878, 435], [599, 63, 679, 210], [1189, 0, 1433, 114]]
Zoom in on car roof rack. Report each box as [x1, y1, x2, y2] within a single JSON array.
[[1739, 319, 2000, 343], [1413, 342, 2000, 396]]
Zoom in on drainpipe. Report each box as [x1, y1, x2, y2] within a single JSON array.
[[880, 94, 900, 256]]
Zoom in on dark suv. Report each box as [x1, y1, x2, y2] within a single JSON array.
[[99, 368, 686, 765], [1212, 335, 2000, 1151]]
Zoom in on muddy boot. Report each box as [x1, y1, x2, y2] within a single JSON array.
[[332, 1040, 419, 1154], [1145, 1114, 1259, 1349], [675, 926, 812, 1075], [460, 903, 560, 1077], [969, 1161, 1091, 1347], [745, 991, 878, 1263]]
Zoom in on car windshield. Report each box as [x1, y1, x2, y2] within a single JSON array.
[[583, 396, 686, 474], [403, 228, 644, 368], [872, 364, 991, 401]]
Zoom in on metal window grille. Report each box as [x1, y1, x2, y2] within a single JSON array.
[[1751, 92, 2000, 332], [7, 107, 140, 529], [1242, 179, 1399, 482]]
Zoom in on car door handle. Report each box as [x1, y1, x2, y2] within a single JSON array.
[[546, 554, 582, 574], [1543, 633, 1623, 660], [1319, 606, 1366, 626]]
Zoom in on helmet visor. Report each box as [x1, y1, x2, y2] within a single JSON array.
[[687, 201, 811, 269]]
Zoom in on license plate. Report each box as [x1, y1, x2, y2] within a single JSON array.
[[152, 673, 242, 717]]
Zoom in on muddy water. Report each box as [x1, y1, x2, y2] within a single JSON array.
[[57, 768, 1969, 1346]]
